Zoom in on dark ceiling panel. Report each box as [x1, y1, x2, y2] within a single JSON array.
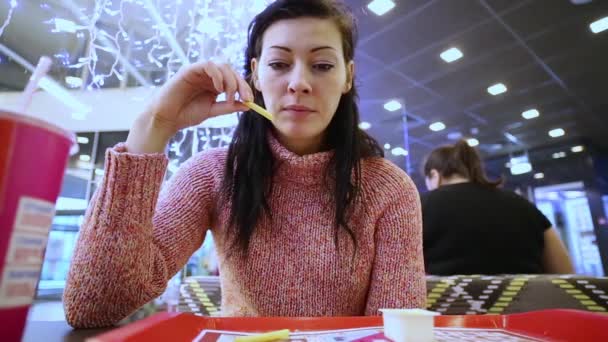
[[483, 0, 531, 12], [476, 87, 574, 124], [394, 20, 516, 82], [408, 98, 470, 118], [499, 0, 606, 38], [358, 69, 415, 101], [353, 53, 381, 81], [423, 46, 535, 104], [358, 102, 404, 127], [408, 113, 471, 140], [400, 85, 438, 109], [523, 16, 598, 60], [352, 0, 431, 46], [471, 74, 558, 118], [361, 0, 489, 64]]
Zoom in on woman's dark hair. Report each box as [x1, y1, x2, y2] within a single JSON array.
[[221, 0, 383, 255], [423, 139, 502, 188]]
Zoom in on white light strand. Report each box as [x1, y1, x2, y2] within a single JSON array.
[[167, 126, 237, 176], [43, 0, 270, 89], [3, 0, 270, 165], [86, 0, 108, 88], [0, 0, 17, 39]]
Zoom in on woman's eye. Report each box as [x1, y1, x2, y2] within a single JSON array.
[[268, 62, 289, 70], [314, 63, 335, 71]]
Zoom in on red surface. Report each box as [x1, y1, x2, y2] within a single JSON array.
[[0, 119, 15, 224], [0, 111, 73, 342], [506, 309, 608, 342], [89, 309, 608, 342]]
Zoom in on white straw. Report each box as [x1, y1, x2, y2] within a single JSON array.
[[18, 56, 53, 112]]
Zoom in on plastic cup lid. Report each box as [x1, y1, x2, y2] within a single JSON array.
[[379, 308, 440, 316]]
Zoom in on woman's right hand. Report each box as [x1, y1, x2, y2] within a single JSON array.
[[126, 61, 253, 154]]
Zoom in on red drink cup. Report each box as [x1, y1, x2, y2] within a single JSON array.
[[0, 110, 74, 341]]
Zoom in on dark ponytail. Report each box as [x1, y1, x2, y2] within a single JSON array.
[[423, 139, 502, 188]]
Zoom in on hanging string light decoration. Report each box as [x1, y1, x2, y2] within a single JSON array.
[[0, 0, 271, 174]]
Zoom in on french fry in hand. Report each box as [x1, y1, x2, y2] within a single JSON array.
[[244, 101, 274, 121]]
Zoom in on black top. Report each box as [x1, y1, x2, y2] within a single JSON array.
[[421, 182, 552, 275]]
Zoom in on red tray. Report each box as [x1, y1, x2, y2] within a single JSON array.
[[88, 309, 608, 342]]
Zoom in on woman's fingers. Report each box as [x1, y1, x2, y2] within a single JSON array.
[[164, 60, 254, 120], [208, 100, 249, 117], [201, 62, 225, 94], [185, 61, 253, 103], [218, 63, 238, 104], [236, 72, 254, 102]]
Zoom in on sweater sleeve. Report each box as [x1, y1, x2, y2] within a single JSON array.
[[63, 144, 216, 328], [364, 171, 426, 315]]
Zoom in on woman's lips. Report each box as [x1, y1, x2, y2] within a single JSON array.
[[282, 105, 315, 118]]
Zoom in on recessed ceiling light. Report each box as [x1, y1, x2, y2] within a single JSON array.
[[384, 143, 391, 150], [509, 155, 532, 175], [552, 152, 567, 159], [367, 0, 396, 16], [77, 136, 89, 144], [522, 109, 540, 120], [548, 128, 565, 138], [79, 154, 91, 162], [571, 145, 584, 153], [511, 163, 532, 175], [359, 122, 371, 130], [383, 100, 402, 112], [467, 138, 479, 147], [534, 172, 545, 179], [590, 16, 608, 34], [65, 76, 83, 88], [440, 47, 463, 63], [487, 83, 507, 96], [391, 147, 409, 156], [429, 121, 446, 132]]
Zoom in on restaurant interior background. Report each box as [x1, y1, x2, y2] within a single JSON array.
[[1, 0, 607, 301]]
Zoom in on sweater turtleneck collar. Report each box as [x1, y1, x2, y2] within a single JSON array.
[[268, 133, 334, 185]]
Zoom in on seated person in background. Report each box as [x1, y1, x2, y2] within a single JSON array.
[[421, 139, 574, 275]]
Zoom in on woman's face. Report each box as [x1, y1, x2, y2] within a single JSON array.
[[251, 17, 353, 153]]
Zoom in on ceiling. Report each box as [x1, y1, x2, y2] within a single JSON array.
[[1, 0, 607, 177], [351, 0, 608, 173]]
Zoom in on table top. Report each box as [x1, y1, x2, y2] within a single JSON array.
[[21, 299, 164, 341], [22, 320, 113, 342], [71, 309, 608, 342], [23, 308, 608, 342]]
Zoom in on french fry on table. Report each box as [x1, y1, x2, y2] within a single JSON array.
[[234, 329, 290, 342]]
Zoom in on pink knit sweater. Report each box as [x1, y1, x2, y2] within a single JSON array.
[[63, 135, 425, 328]]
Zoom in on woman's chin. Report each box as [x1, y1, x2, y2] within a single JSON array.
[[275, 124, 321, 141]]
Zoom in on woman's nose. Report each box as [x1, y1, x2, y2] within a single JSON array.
[[287, 65, 312, 95]]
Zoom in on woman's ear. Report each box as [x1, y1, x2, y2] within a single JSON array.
[[343, 61, 354, 93], [251, 58, 261, 91], [430, 169, 443, 188], [432, 169, 443, 187]]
